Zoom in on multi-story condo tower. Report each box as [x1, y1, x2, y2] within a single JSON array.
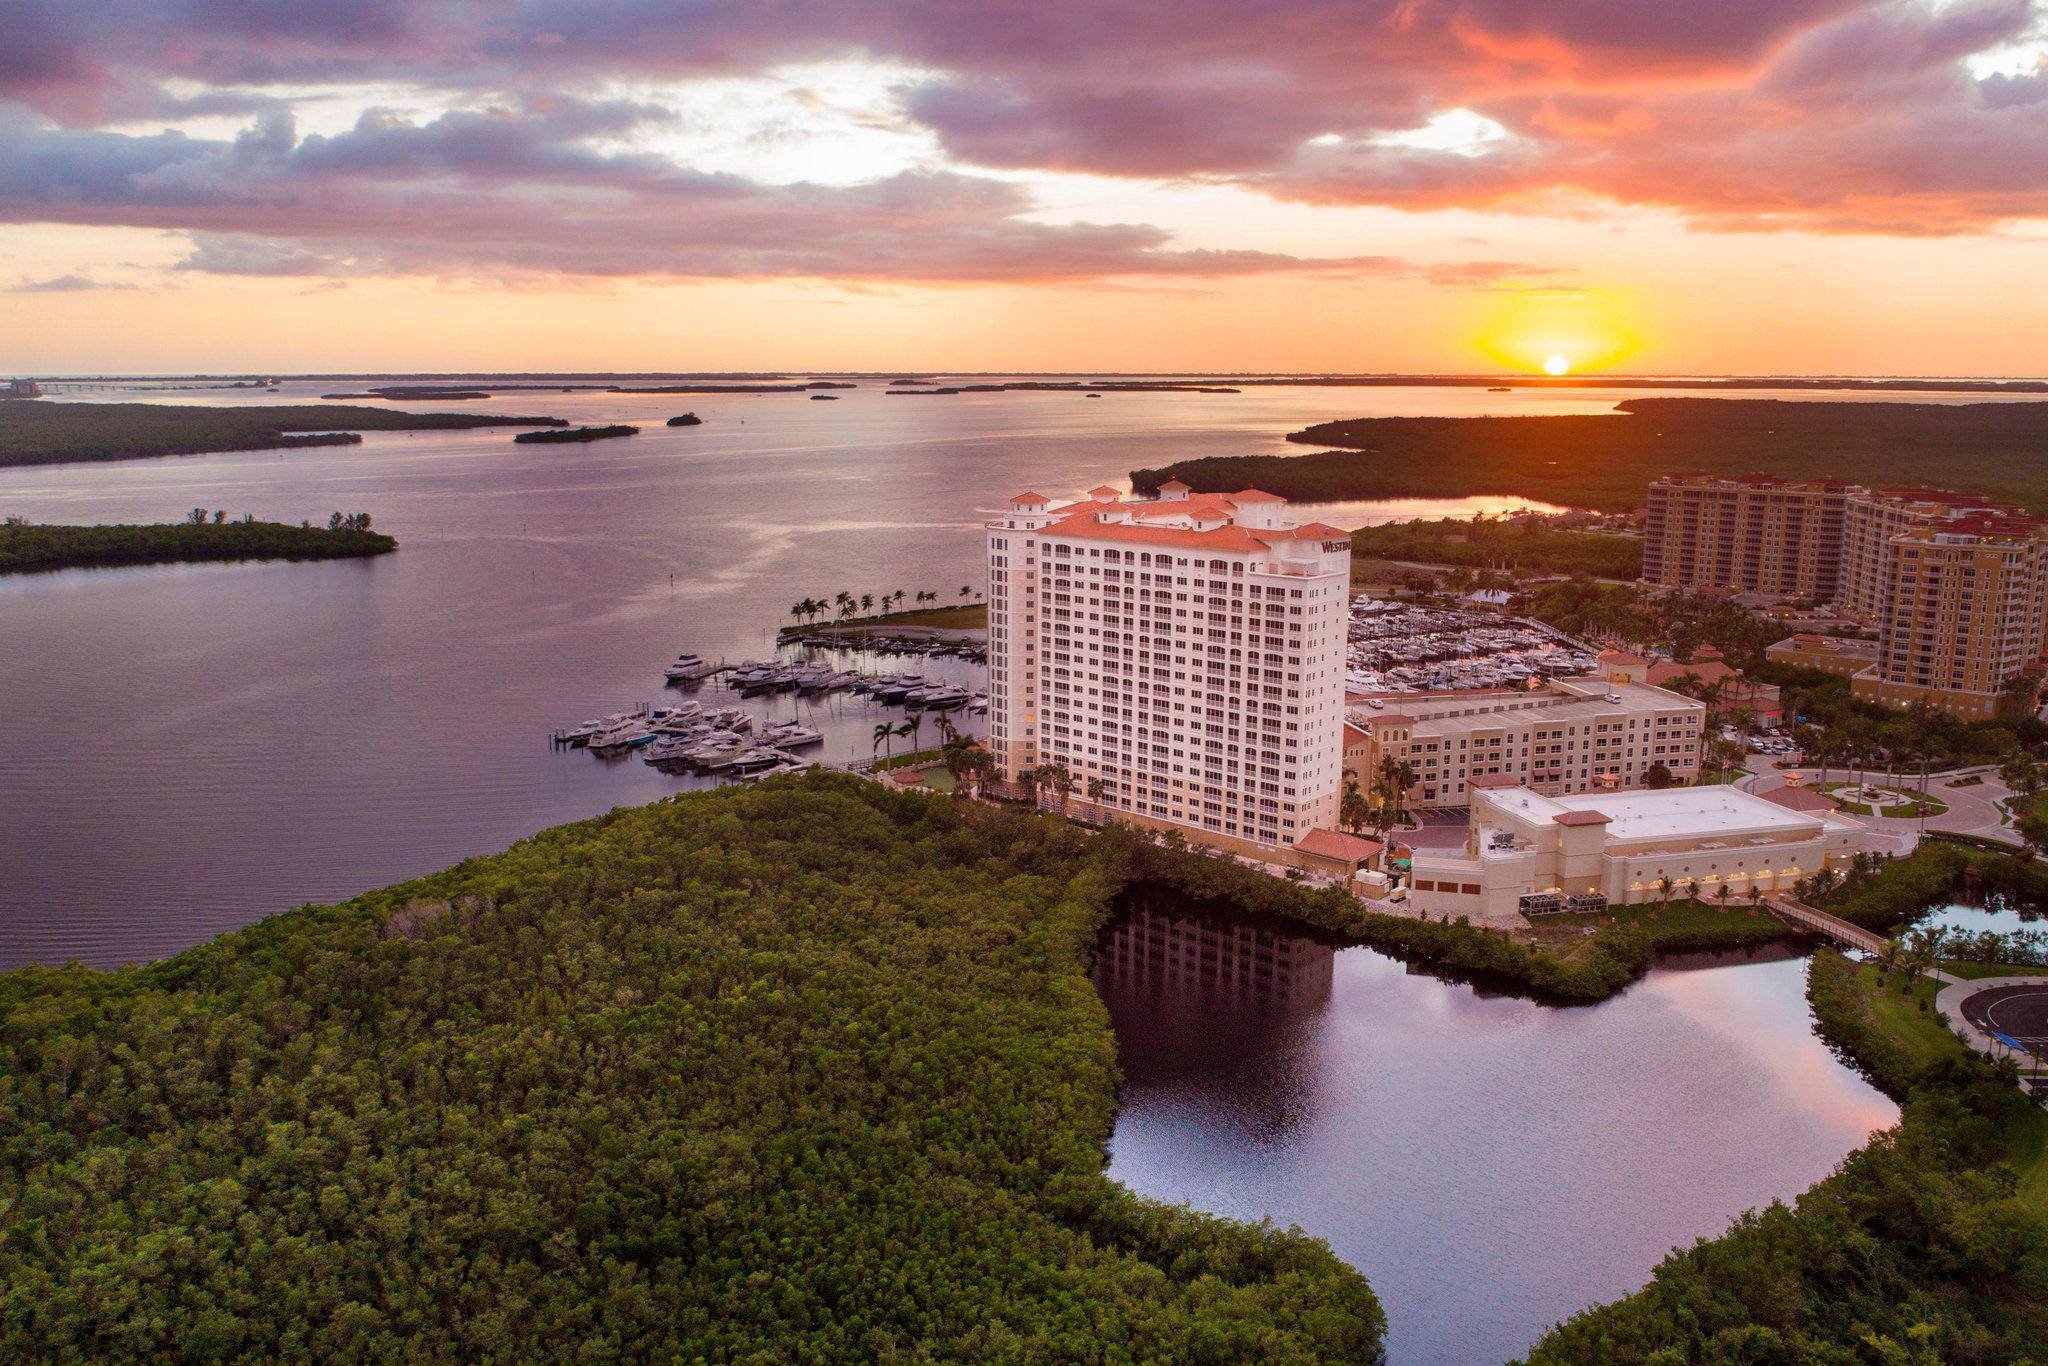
[[1646, 474, 2048, 718], [986, 482, 1351, 852], [1861, 514, 2048, 718], [1836, 487, 2030, 622], [1642, 473, 1850, 598]]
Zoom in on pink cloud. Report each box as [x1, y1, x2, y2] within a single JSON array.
[[0, 0, 2042, 249]]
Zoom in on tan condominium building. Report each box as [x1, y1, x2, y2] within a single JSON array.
[[1643, 473, 1852, 598], [1405, 781, 1865, 927], [1858, 514, 2048, 718], [1347, 678, 1705, 810], [1648, 475, 2048, 718], [1835, 486, 2030, 622], [986, 481, 1352, 852]]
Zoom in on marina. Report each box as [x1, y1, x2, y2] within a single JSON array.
[[1345, 598, 1598, 694], [551, 642, 988, 779]]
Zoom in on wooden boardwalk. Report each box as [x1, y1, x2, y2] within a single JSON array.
[[1762, 896, 1887, 953]]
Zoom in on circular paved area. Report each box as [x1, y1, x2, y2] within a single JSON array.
[[1960, 982, 2048, 1054]]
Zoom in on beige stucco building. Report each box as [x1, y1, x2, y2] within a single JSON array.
[[1346, 678, 1705, 809], [986, 482, 1353, 851], [1405, 780, 1866, 926]]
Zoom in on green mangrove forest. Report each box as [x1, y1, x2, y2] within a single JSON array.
[[0, 402, 567, 468], [513, 424, 639, 444], [0, 519, 395, 574], [1132, 399, 2048, 513], [0, 779, 1382, 1361], [1348, 514, 1642, 579]]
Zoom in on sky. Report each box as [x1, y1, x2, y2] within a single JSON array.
[[1, 0, 2045, 375]]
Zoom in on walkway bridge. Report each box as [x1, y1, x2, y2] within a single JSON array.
[[1762, 896, 1886, 953]]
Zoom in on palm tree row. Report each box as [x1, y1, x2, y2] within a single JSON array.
[[789, 584, 985, 627]]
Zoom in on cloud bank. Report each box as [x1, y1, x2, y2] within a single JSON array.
[[0, 0, 2042, 285]]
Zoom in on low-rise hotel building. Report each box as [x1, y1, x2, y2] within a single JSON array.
[[1347, 678, 1705, 809], [1405, 781, 1866, 926], [986, 482, 1353, 853]]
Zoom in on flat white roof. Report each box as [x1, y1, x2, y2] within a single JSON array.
[[1483, 784, 1829, 844]]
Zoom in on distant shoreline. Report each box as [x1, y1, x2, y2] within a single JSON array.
[[21, 371, 2048, 393], [0, 521, 396, 575]]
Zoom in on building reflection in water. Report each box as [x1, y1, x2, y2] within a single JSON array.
[[1092, 898, 1335, 1150]]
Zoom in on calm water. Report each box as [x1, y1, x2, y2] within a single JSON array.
[[1094, 901, 1897, 1365], [0, 376, 1585, 968]]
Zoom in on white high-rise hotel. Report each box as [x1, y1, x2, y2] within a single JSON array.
[[986, 480, 1352, 851]]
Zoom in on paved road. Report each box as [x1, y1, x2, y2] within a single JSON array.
[[1738, 762, 2022, 853], [1935, 974, 2048, 1090]]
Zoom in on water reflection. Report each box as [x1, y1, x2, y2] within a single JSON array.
[[1095, 903, 1335, 1147], [1094, 896, 1897, 1366], [1919, 894, 2046, 937]]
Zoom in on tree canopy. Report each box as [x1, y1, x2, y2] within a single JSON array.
[[0, 776, 1381, 1360]]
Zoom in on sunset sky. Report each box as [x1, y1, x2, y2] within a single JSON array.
[[2, 0, 2046, 375]]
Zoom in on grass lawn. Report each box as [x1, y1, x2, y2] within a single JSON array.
[[872, 746, 947, 772], [1820, 781, 1950, 818], [1939, 960, 2048, 981], [1850, 962, 2048, 1210], [1517, 898, 1790, 959], [789, 603, 986, 636]]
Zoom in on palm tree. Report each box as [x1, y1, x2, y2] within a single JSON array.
[[860, 593, 875, 614], [901, 714, 923, 754], [872, 721, 895, 764], [1031, 762, 1074, 813], [1085, 776, 1104, 807], [1340, 774, 1370, 834], [956, 745, 995, 798]]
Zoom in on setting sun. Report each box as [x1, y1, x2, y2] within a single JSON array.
[[1475, 289, 1641, 376]]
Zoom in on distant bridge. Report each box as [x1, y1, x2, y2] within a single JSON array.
[[1763, 896, 1886, 953]]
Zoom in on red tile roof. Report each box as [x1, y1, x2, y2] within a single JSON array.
[[1255, 522, 1349, 541], [1009, 491, 1050, 506], [1466, 773, 1521, 789], [1040, 512, 1272, 552], [1555, 810, 1611, 827], [1088, 485, 1122, 498], [1234, 487, 1285, 502], [1761, 785, 1835, 813], [1158, 478, 1191, 490], [1295, 828, 1383, 863]]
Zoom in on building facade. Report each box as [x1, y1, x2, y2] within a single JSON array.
[[1405, 782, 1865, 926], [1857, 516, 2048, 718], [987, 483, 1352, 851], [1347, 678, 1705, 809], [1648, 475, 2048, 718], [1835, 487, 2028, 622], [1642, 474, 1851, 598]]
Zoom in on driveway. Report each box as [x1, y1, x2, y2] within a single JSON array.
[[1738, 763, 2022, 851]]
